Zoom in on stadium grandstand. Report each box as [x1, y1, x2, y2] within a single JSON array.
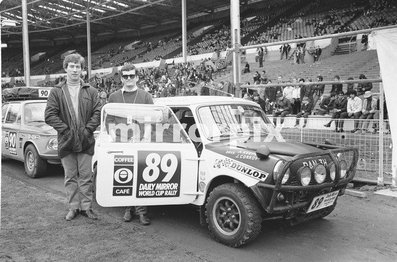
[[1, 0, 397, 183]]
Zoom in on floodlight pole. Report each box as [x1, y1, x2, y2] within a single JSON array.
[[21, 0, 30, 86], [182, 0, 187, 63], [86, 6, 92, 80], [230, 0, 241, 97]]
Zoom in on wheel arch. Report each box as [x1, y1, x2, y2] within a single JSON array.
[[23, 140, 40, 155], [199, 175, 263, 223], [204, 175, 261, 204]]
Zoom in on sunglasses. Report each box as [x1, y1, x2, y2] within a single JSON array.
[[122, 74, 136, 79]]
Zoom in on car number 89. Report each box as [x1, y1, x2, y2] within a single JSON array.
[[142, 153, 178, 183]]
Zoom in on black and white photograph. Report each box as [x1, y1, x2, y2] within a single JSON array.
[[1, 0, 396, 261]]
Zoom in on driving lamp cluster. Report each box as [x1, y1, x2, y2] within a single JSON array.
[[298, 162, 348, 186], [274, 156, 348, 186]]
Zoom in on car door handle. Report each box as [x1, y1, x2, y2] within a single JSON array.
[[185, 158, 205, 161], [107, 150, 124, 154]]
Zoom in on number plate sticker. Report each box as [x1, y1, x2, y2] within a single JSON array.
[[137, 151, 181, 198], [306, 190, 339, 213], [39, 89, 50, 98]]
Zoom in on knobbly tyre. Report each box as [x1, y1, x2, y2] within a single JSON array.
[[93, 96, 358, 247], [1, 86, 59, 178]]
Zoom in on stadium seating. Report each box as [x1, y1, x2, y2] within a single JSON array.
[[215, 50, 380, 94], [2, 0, 396, 79]]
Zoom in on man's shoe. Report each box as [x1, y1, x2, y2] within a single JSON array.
[[354, 129, 361, 134], [339, 129, 345, 133], [324, 123, 331, 127], [139, 214, 151, 226], [81, 209, 98, 220], [302, 124, 306, 128], [123, 208, 132, 222], [335, 129, 340, 132], [65, 209, 79, 221]]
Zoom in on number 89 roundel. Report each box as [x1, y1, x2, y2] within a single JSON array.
[[136, 151, 181, 198]]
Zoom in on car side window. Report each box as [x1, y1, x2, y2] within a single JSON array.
[[2, 104, 9, 122], [5, 104, 21, 124]]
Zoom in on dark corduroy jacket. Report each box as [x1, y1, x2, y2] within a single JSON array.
[[45, 80, 101, 158]]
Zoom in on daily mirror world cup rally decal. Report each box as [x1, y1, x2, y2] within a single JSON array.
[[136, 151, 181, 198]]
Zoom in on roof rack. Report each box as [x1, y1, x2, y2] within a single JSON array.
[[2, 86, 53, 101]]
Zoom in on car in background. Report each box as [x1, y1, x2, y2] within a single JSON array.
[[1, 86, 59, 178]]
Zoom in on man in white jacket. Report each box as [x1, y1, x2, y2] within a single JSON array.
[[340, 90, 362, 132]]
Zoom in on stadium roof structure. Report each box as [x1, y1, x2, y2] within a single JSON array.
[[1, 0, 257, 45]]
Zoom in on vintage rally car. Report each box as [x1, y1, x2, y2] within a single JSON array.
[[94, 96, 358, 247], [1, 86, 59, 177]]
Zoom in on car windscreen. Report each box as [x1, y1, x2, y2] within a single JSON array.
[[24, 103, 46, 124], [197, 104, 277, 140], [101, 103, 190, 144]]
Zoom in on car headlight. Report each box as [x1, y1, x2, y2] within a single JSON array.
[[314, 164, 326, 184], [340, 160, 347, 178], [329, 163, 336, 181], [298, 166, 311, 186], [47, 138, 58, 151], [273, 160, 289, 184]]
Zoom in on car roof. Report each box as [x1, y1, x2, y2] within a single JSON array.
[[2, 86, 53, 102], [154, 96, 258, 107], [3, 100, 47, 104]]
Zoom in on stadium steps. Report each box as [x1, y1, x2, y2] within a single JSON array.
[[237, 50, 379, 92], [332, 42, 357, 55]]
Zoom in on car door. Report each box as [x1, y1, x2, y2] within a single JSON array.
[[96, 103, 199, 207], [2, 103, 22, 160]]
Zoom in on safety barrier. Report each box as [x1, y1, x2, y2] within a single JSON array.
[[269, 116, 392, 184]]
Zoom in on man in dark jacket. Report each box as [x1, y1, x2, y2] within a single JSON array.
[[272, 91, 292, 126], [294, 96, 312, 128], [253, 91, 266, 112], [356, 74, 373, 96], [257, 47, 264, 67], [316, 92, 336, 115], [330, 75, 343, 94], [324, 90, 347, 132], [300, 78, 314, 103], [45, 53, 101, 221], [312, 75, 325, 111]]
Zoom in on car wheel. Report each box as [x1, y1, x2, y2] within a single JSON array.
[[24, 144, 47, 178], [205, 183, 262, 247]]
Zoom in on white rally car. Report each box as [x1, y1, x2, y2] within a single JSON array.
[[94, 96, 358, 247]]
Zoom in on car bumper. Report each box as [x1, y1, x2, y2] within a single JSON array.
[[251, 146, 359, 215]]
